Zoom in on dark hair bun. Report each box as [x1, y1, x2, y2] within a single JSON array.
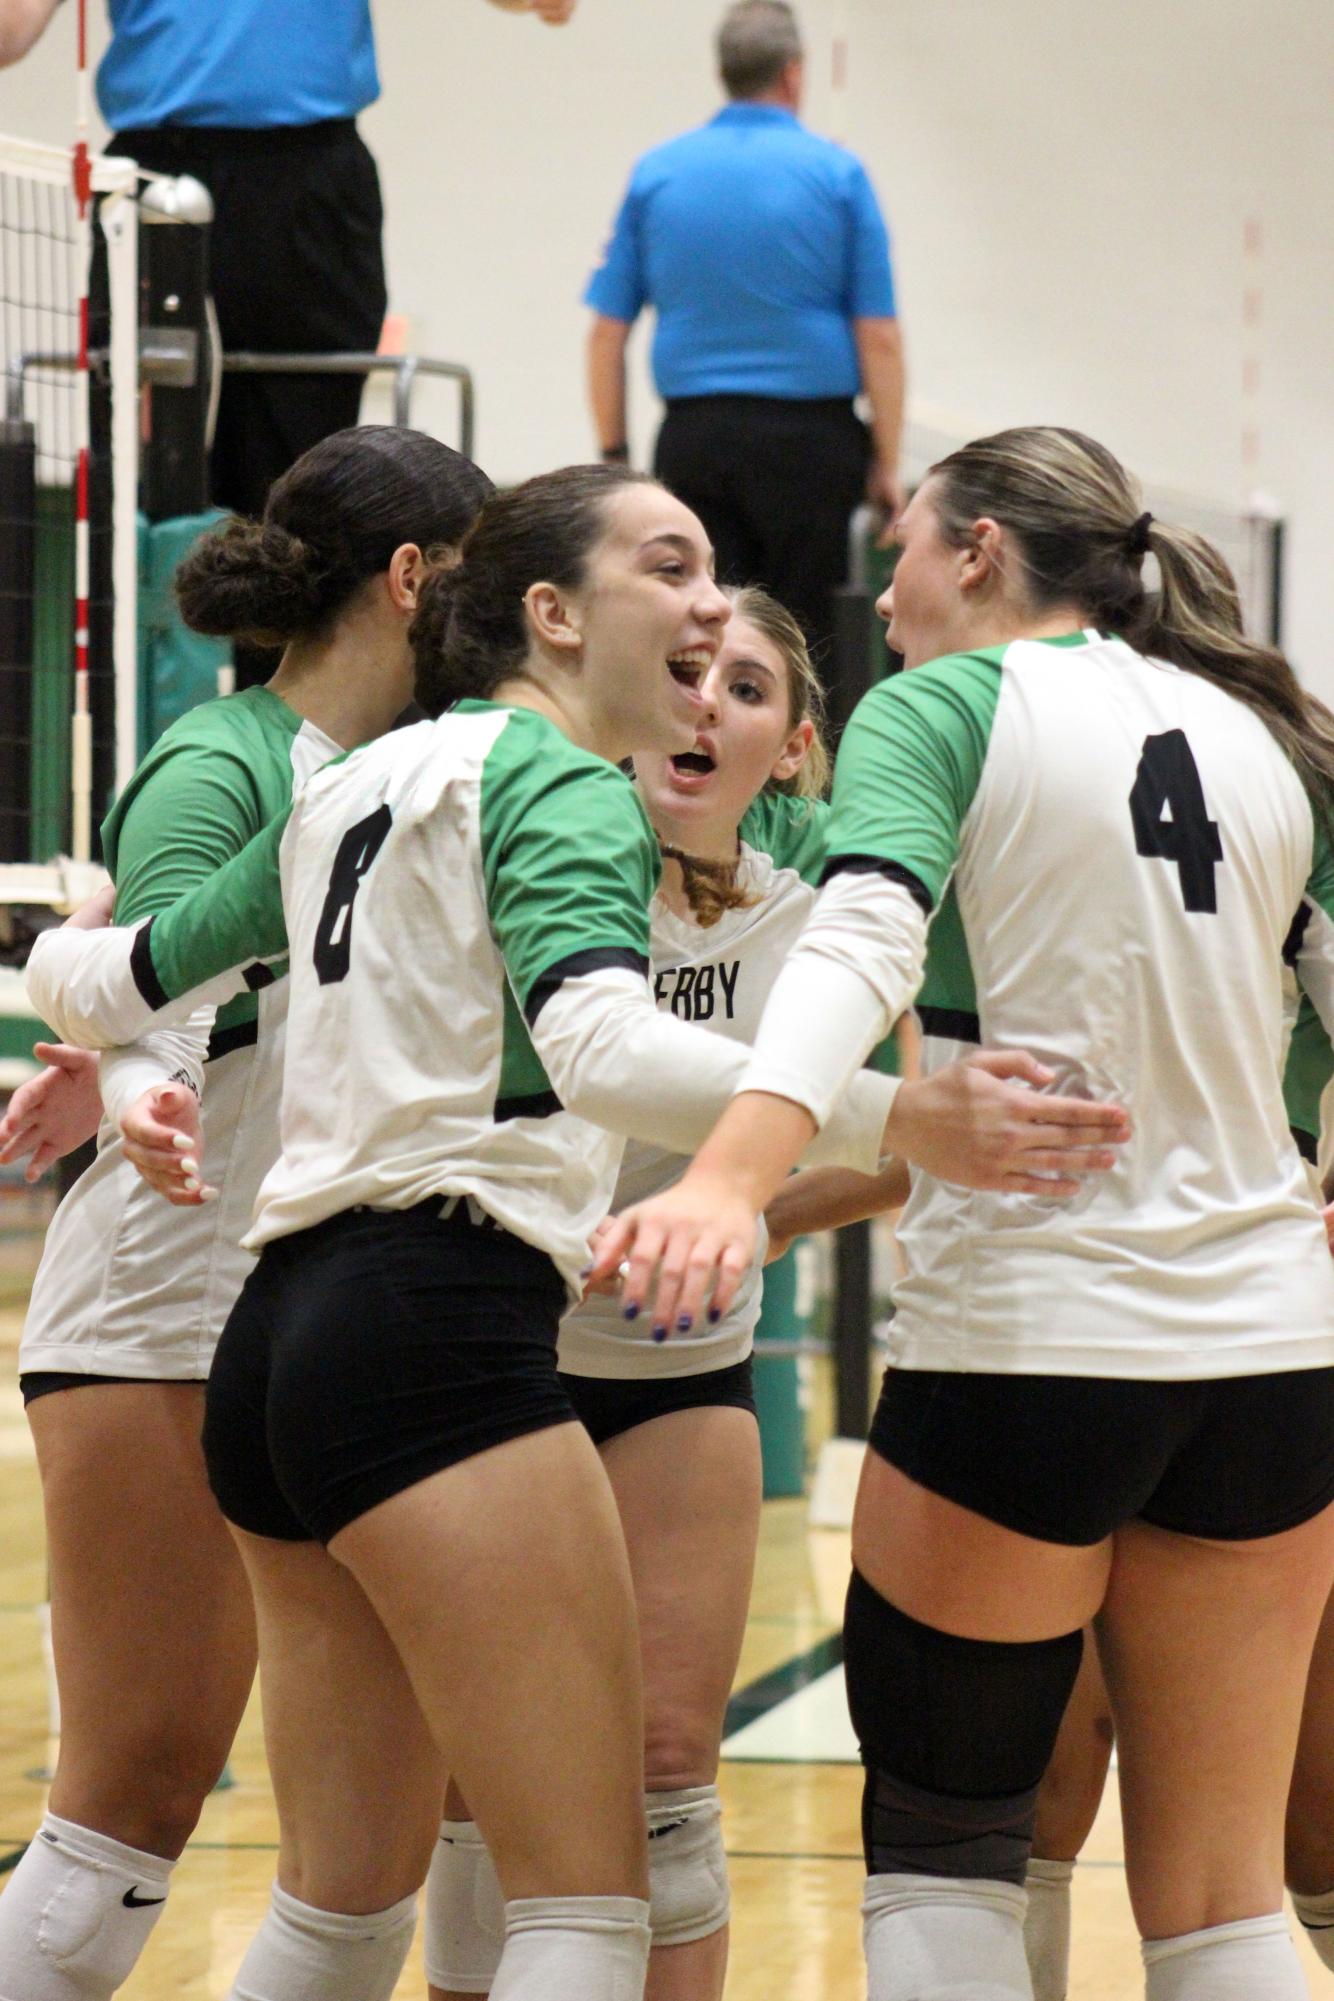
[[175, 517, 344, 642]]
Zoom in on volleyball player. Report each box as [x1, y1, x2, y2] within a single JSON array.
[[0, 426, 492, 2001], [1019, 976, 1334, 2001], [27, 466, 1129, 2001], [424, 586, 916, 2001], [595, 426, 1334, 2001]]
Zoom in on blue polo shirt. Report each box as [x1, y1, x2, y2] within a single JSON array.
[[97, 0, 379, 130], [584, 103, 896, 402]]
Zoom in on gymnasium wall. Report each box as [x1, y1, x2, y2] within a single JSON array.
[[4, 0, 1331, 685]]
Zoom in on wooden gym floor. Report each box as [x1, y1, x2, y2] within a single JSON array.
[[0, 1200, 1327, 1998]]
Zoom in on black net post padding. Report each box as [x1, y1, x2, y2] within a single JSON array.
[[834, 1217, 874, 1440], [0, 419, 37, 863], [828, 582, 876, 745], [138, 189, 214, 522]]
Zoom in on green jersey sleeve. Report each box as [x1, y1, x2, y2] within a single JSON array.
[[1284, 992, 1334, 1145], [105, 738, 273, 928], [480, 720, 659, 1020], [825, 653, 1002, 909], [739, 791, 829, 885], [138, 804, 293, 1007]]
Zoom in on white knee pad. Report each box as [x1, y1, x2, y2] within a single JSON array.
[[0, 1812, 174, 2001], [492, 1896, 650, 2001], [1142, 1913, 1307, 2001], [1290, 1884, 1334, 1974], [645, 1786, 730, 1946], [424, 1819, 506, 1993], [227, 1882, 416, 2001], [862, 1872, 1031, 2001]]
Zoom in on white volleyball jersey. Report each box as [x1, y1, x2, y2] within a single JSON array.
[[27, 707, 900, 1302], [559, 790, 829, 1379], [803, 630, 1334, 1378], [25, 707, 896, 1299], [21, 690, 339, 1377]]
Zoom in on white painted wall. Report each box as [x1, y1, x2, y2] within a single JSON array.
[[4, 0, 1330, 680]]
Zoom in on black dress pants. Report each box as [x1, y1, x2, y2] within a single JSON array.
[[112, 117, 388, 524], [654, 394, 871, 682]]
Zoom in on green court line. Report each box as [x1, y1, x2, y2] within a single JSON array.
[[722, 1632, 844, 1740]]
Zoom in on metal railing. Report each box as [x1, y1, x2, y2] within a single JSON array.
[[222, 351, 474, 458], [7, 347, 475, 460]]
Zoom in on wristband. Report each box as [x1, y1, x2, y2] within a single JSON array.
[[601, 443, 630, 464]]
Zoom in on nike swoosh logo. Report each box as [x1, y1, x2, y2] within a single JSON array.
[[647, 1819, 689, 1840], [122, 1889, 166, 1909]]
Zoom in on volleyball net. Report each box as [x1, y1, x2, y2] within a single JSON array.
[[0, 132, 138, 906]]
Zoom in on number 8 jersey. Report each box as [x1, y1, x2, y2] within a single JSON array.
[[756, 628, 1334, 1377]]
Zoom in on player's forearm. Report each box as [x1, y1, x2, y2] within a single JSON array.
[[853, 317, 905, 478], [0, 0, 60, 67], [26, 925, 246, 1049], [533, 969, 898, 1173], [764, 1157, 911, 1246], [587, 316, 631, 455]]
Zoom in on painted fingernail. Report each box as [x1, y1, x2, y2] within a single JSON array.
[[198, 1185, 218, 1202], [172, 1133, 192, 1150], [622, 1302, 640, 1321], [652, 1324, 668, 1343], [708, 1306, 722, 1324], [676, 1314, 693, 1333], [182, 1176, 199, 1192], [180, 1156, 199, 1174], [578, 1265, 592, 1279]]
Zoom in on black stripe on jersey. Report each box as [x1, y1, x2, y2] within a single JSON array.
[[1293, 1126, 1319, 1165], [206, 1019, 259, 1063], [1283, 902, 1313, 968], [243, 961, 278, 992], [918, 1004, 981, 1044], [129, 918, 171, 1012], [495, 1089, 564, 1122], [524, 947, 651, 1026], [819, 855, 934, 916]]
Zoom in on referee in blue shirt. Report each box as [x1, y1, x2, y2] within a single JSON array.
[[585, 0, 904, 671]]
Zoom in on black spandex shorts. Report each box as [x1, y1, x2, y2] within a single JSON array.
[[203, 1199, 573, 1545], [869, 1364, 1334, 1546], [560, 1355, 757, 1449], [20, 1372, 208, 1404]]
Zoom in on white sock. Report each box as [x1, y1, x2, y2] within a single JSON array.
[[0, 1811, 174, 2001], [227, 1882, 416, 2001], [1023, 1858, 1073, 2001], [1143, 1913, 1307, 2000], [863, 1872, 1033, 2000], [490, 1895, 650, 2001], [424, 1819, 505, 1993], [1291, 1884, 1334, 1973]]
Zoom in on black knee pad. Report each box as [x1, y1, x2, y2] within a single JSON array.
[[844, 1567, 1083, 1884]]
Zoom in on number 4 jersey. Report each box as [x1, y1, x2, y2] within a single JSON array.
[[747, 629, 1334, 1378]]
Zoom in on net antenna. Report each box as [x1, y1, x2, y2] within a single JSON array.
[[0, 16, 137, 909]]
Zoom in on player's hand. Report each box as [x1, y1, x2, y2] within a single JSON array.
[[886, 1050, 1131, 1196], [867, 460, 907, 547], [0, 1043, 101, 1180], [62, 882, 116, 930], [120, 1082, 214, 1206], [1322, 1202, 1334, 1257], [580, 1216, 624, 1297], [588, 1172, 759, 1338]]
